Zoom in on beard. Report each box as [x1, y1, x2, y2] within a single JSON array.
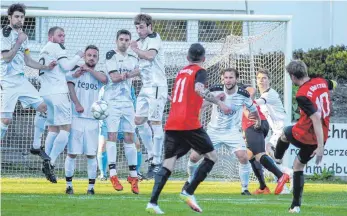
[[86, 62, 96, 68], [12, 22, 23, 29], [225, 83, 236, 90]]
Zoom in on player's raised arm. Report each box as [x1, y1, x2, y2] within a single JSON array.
[[24, 50, 57, 71]]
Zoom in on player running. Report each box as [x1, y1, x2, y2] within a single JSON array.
[[146, 43, 230, 214], [274, 60, 337, 213]]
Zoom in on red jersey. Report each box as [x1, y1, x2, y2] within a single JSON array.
[[293, 78, 331, 145], [165, 64, 204, 130], [242, 101, 267, 130]]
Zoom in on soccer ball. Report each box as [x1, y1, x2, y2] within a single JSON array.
[[91, 100, 109, 120]]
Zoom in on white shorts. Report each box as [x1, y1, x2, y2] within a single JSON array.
[[207, 128, 247, 153], [106, 104, 135, 133], [42, 93, 72, 126], [0, 75, 43, 118], [34, 112, 47, 130], [68, 117, 99, 155], [136, 86, 168, 121]]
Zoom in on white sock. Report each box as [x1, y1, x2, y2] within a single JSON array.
[[106, 141, 117, 176], [239, 162, 251, 192], [137, 123, 153, 159], [65, 156, 75, 187], [49, 130, 70, 165], [1, 122, 8, 139], [87, 157, 97, 180], [152, 124, 164, 165], [277, 164, 293, 175], [187, 159, 200, 183], [32, 126, 44, 149], [124, 143, 137, 177], [45, 132, 58, 155]]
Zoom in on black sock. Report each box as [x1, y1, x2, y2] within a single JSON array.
[[250, 158, 266, 190], [291, 171, 304, 208], [260, 154, 283, 179], [66, 176, 72, 185], [274, 138, 290, 160], [185, 158, 215, 195], [150, 167, 171, 205]]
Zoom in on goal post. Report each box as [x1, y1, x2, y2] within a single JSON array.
[[1, 9, 292, 181]]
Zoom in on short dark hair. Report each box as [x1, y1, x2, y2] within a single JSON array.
[[48, 26, 64, 36], [188, 43, 205, 63], [116, 29, 131, 40], [8, 3, 26, 16], [221, 68, 239, 79], [85, 45, 99, 53], [134, 14, 153, 26], [256, 68, 271, 79], [286, 60, 308, 79]]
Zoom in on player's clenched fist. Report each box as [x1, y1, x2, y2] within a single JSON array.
[[76, 50, 84, 58], [17, 30, 27, 44], [130, 40, 139, 50]]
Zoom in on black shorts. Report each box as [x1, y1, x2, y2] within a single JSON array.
[[164, 128, 214, 159], [284, 126, 321, 164], [245, 120, 269, 155]]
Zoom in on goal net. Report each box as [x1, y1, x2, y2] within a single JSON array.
[[1, 10, 292, 182]]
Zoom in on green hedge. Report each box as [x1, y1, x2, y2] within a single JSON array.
[[291, 45, 347, 120]]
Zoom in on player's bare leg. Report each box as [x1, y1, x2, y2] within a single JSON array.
[[235, 149, 251, 195], [135, 117, 155, 178], [107, 131, 123, 191], [181, 150, 217, 213], [124, 132, 139, 194], [65, 153, 76, 194], [97, 133, 108, 181]]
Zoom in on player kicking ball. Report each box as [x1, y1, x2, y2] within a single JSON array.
[[146, 43, 230, 214], [242, 86, 290, 195], [64, 45, 107, 195], [274, 60, 336, 213]]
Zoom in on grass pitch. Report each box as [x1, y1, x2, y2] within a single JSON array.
[[1, 178, 347, 216]]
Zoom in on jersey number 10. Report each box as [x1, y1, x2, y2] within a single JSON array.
[[172, 77, 187, 103], [315, 92, 330, 118]]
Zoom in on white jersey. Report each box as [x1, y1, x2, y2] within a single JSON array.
[[137, 32, 167, 87], [1, 26, 28, 78], [66, 66, 103, 119], [258, 88, 287, 131], [38, 41, 69, 96], [104, 50, 138, 107], [208, 85, 257, 132]]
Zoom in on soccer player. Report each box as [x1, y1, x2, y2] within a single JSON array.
[[39, 26, 84, 183], [104, 29, 140, 194], [1, 4, 55, 144], [146, 43, 230, 214], [243, 86, 290, 195], [274, 60, 336, 213], [186, 68, 261, 195], [64, 45, 107, 195], [131, 14, 168, 178], [255, 68, 293, 193]]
